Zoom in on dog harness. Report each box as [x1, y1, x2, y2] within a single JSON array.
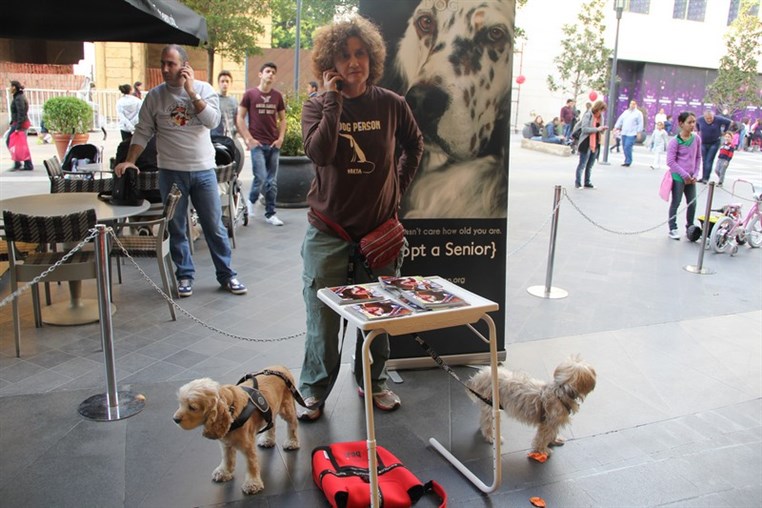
[[539, 391, 576, 423], [230, 374, 273, 434]]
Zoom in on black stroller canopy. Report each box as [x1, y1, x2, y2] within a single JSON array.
[[1, 0, 207, 46]]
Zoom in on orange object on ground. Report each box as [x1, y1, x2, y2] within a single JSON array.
[[527, 451, 548, 463], [530, 496, 547, 507]]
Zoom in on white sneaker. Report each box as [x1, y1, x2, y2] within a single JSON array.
[[668, 229, 680, 240], [265, 214, 284, 226], [246, 201, 256, 217]]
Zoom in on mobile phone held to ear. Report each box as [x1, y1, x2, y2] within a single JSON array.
[[336, 80, 343, 91]]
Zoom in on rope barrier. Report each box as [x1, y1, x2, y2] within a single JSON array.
[[562, 184, 709, 235], [0, 228, 305, 344], [107, 230, 305, 344]]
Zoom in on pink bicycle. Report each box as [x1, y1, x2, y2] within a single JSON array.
[[709, 180, 762, 255]]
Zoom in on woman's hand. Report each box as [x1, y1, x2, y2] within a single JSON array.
[[322, 69, 343, 92]]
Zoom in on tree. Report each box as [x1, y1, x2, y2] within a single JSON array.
[[546, 0, 611, 102], [271, 0, 358, 49], [704, 0, 762, 116], [182, 0, 270, 83]]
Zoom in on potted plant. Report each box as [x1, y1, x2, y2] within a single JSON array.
[[276, 93, 314, 208], [42, 96, 93, 160]]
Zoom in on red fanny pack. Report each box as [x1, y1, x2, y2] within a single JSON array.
[[312, 209, 405, 270], [312, 441, 446, 508]]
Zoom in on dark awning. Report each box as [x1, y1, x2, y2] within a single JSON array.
[[1, 0, 207, 46]]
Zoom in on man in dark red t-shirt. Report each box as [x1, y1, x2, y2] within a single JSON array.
[[560, 98, 575, 141], [236, 62, 287, 225]]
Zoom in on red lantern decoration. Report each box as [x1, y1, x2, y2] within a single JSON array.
[[589, 90, 598, 101], [516, 75, 526, 85]]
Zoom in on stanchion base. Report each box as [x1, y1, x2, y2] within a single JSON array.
[[527, 286, 568, 299], [683, 264, 715, 275], [78, 391, 145, 421]]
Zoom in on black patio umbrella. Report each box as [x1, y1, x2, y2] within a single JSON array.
[[2, 0, 207, 46]]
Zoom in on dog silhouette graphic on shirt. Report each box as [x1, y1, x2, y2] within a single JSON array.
[[339, 133, 375, 174]]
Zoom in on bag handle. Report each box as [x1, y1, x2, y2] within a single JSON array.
[[424, 480, 447, 508]]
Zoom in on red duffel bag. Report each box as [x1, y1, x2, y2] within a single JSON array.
[[312, 441, 446, 508]]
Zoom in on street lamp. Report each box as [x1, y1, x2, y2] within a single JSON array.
[[601, 0, 625, 165]]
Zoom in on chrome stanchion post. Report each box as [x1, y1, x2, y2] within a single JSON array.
[[79, 225, 146, 421], [684, 182, 716, 275], [528, 185, 568, 299]]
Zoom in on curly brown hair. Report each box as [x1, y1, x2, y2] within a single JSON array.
[[311, 16, 386, 87]]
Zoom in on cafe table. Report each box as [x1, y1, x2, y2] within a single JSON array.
[[0, 192, 150, 325]]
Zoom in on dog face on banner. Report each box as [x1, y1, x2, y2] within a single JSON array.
[[396, 0, 514, 161]]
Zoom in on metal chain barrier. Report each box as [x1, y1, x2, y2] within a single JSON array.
[[0, 229, 99, 309], [562, 184, 709, 235], [108, 230, 305, 343], [505, 197, 562, 258], [714, 184, 758, 203]]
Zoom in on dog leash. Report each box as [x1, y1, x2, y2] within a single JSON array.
[[241, 369, 329, 411], [411, 333, 502, 409]]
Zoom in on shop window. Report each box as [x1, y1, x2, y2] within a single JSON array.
[[626, 0, 650, 14], [673, 0, 706, 21]]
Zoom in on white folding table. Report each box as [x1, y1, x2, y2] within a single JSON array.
[[317, 277, 501, 507]]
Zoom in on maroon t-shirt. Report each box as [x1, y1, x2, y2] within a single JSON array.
[[240, 87, 285, 145], [302, 86, 423, 240]]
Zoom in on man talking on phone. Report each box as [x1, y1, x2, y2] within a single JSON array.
[[114, 44, 247, 298]]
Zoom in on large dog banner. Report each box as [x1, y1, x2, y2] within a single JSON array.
[[360, 0, 513, 366]]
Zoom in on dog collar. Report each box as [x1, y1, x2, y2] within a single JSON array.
[[228, 376, 273, 434]]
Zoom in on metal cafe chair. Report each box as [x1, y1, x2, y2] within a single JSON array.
[[2, 209, 98, 357], [110, 184, 182, 320]]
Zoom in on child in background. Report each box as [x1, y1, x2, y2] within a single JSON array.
[[714, 132, 735, 187], [649, 121, 669, 170], [609, 128, 621, 153]]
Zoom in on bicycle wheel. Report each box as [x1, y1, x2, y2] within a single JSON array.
[[710, 216, 734, 253], [748, 215, 762, 248]]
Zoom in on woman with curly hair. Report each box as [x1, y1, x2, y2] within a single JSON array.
[[297, 16, 424, 421]]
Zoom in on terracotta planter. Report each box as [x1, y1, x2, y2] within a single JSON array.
[[276, 155, 315, 208], [52, 133, 90, 160]]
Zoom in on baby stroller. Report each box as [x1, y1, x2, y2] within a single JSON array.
[[212, 134, 249, 246], [61, 127, 108, 177]]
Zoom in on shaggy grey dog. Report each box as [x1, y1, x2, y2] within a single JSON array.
[[467, 356, 597, 456]]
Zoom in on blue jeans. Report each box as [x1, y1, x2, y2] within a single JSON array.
[[564, 122, 572, 139], [622, 135, 636, 164], [575, 145, 599, 186], [299, 225, 400, 399], [159, 169, 236, 285], [701, 139, 721, 181], [668, 178, 697, 232], [249, 145, 280, 217]]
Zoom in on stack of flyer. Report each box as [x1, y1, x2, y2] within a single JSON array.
[[378, 276, 467, 310], [324, 283, 412, 320], [325, 276, 468, 321]]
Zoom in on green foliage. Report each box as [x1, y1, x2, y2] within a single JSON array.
[[704, 0, 762, 116], [271, 0, 358, 48], [41, 96, 93, 134], [281, 93, 307, 156], [546, 0, 611, 101], [182, 0, 268, 79]]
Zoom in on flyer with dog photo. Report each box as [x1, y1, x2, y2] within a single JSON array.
[[348, 299, 414, 321], [325, 283, 385, 305]]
